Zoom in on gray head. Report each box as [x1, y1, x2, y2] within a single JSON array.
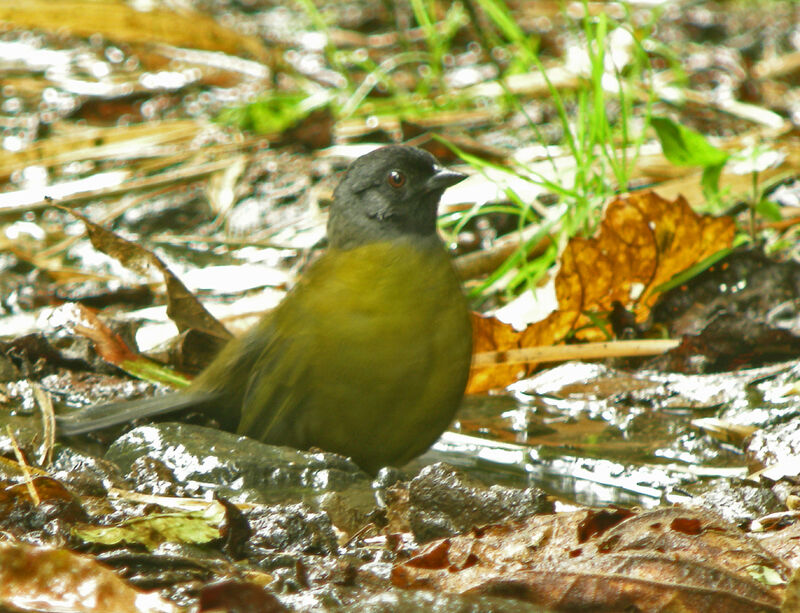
[[327, 146, 466, 249]]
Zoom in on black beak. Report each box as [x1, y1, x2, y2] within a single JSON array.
[[426, 166, 467, 192]]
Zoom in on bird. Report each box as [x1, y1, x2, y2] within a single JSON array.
[[57, 145, 473, 473]]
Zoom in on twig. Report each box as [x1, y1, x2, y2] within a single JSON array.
[[32, 384, 55, 469], [107, 487, 256, 512], [471, 338, 680, 367], [5, 426, 40, 506]]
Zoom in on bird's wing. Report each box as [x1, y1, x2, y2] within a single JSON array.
[[234, 303, 313, 446]]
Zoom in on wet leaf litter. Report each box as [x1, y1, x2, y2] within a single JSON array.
[[2, 0, 800, 611]]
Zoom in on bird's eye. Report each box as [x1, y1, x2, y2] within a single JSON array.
[[387, 170, 406, 188]]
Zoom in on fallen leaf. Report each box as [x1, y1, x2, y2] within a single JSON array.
[[0, 541, 179, 612], [468, 191, 736, 392], [62, 302, 191, 387], [60, 206, 231, 342], [0, 0, 269, 62], [73, 500, 226, 551], [393, 506, 787, 612]]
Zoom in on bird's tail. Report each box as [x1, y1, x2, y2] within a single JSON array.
[[56, 392, 214, 436]]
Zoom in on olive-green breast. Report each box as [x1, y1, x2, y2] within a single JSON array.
[[232, 237, 472, 472]]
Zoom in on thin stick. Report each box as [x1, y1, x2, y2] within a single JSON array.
[[33, 384, 55, 468], [5, 426, 40, 506], [471, 338, 680, 367]]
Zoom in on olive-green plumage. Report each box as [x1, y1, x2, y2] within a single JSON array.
[[58, 146, 472, 473]]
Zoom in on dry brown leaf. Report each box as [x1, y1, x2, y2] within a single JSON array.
[[0, 476, 80, 510], [68, 303, 146, 365], [468, 191, 736, 393], [0, 540, 178, 613], [393, 507, 788, 613], [0, 0, 269, 62], [54, 302, 190, 386], [61, 207, 231, 341]]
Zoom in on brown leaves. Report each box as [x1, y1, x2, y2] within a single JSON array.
[[0, 0, 270, 62], [393, 507, 788, 612], [558, 190, 736, 334], [0, 540, 179, 613], [60, 205, 231, 341], [468, 191, 736, 392], [58, 299, 191, 387]]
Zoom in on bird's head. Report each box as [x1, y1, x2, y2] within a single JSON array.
[[328, 146, 466, 249]]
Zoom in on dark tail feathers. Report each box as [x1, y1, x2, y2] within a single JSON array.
[[56, 392, 213, 436]]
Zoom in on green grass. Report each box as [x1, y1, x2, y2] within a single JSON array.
[[440, 0, 657, 301]]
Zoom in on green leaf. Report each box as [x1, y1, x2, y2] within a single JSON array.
[[72, 502, 226, 551], [756, 198, 782, 222], [216, 92, 329, 135], [120, 357, 192, 388], [701, 162, 724, 200], [652, 116, 729, 167]]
